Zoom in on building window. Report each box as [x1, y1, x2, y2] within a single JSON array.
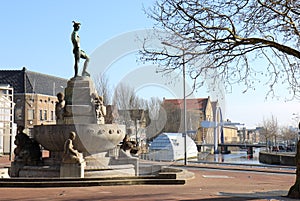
[[39, 110, 43, 120], [15, 108, 22, 120], [44, 110, 47, 121], [28, 109, 34, 120], [51, 111, 54, 121]]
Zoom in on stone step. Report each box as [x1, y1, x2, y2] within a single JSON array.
[[85, 164, 134, 171], [0, 176, 186, 187], [18, 165, 60, 177]]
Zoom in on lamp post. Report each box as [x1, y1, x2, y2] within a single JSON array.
[[292, 113, 300, 143], [213, 106, 219, 154], [182, 49, 187, 165], [162, 41, 187, 165], [129, 109, 143, 145]]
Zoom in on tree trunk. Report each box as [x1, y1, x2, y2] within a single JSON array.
[[288, 140, 300, 198], [288, 180, 300, 198]]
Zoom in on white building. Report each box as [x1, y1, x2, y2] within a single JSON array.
[[0, 85, 16, 155], [149, 133, 198, 161]]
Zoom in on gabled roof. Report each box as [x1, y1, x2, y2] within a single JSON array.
[[162, 98, 209, 110], [0, 67, 67, 96]]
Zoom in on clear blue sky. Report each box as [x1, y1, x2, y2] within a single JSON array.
[[1, 1, 154, 78], [1, 1, 299, 128]]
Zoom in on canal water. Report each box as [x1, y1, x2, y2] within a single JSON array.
[[197, 148, 262, 164]]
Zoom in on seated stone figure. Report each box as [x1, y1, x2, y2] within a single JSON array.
[[62, 131, 83, 164]]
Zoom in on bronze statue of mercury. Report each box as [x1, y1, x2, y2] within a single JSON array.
[[71, 21, 90, 77]]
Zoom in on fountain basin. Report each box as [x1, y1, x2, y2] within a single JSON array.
[[33, 124, 125, 154]]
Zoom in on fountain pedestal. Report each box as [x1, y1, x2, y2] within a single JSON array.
[[60, 162, 85, 178], [64, 76, 98, 124]]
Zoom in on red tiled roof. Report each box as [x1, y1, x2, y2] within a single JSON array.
[[163, 98, 208, 110]]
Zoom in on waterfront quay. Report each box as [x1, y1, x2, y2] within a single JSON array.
[[0, 155, 297, 201]]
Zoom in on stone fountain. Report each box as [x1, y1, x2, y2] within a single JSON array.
[[9, 21, 138, 178]]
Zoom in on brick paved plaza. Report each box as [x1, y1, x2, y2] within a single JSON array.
[[0, 155, 297, 201]]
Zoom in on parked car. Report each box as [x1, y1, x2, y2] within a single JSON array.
[[272, 146, 279, 152], [286, 145, 295, 152]]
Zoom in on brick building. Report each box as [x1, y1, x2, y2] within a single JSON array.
[[161, 97, 238, 146], [0, 67, 67, 131], [161, 97, 214, 144]]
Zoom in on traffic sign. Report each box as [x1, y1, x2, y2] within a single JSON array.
[[201, 121, 216, 128], [200, 121, 244, 128]]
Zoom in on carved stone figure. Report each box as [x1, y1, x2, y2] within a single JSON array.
[[120, 134, 139, 157], [71, 21, 90, 77], [93, 95, 106, 124], [14, 126, 41, 164], [55, 92, 65, 124], [62, 132, 83, 164]]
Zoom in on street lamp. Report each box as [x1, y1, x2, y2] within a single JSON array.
[[129, 109, 144, 146], [161, 41, 187, 165]]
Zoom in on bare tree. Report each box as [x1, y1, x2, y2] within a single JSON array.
[[141, 0, 300, 99], [141, 1, 300, 197], [280, 126, 298, 145], [145, 97, 166, 140], [147, 97, 161, 120], [112, 83, 150, 128], [259, 115, 279, 151], [113, 83, 137, 110], [93, 72, 111, 105]]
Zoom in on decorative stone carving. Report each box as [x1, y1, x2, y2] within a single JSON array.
[[120, 135, 139, 158], [92, 94, 106, 124], [13, 126, 41, 164], [55, 92, 65, 124], [62, 131, 83, 164]]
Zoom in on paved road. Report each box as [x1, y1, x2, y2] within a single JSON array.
[[0, 155, 297, 201]]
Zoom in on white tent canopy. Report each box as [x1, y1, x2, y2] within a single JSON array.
[[149, 133, 198, 161]]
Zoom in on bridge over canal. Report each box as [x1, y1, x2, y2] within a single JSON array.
[[197, 143, 266, 156]]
